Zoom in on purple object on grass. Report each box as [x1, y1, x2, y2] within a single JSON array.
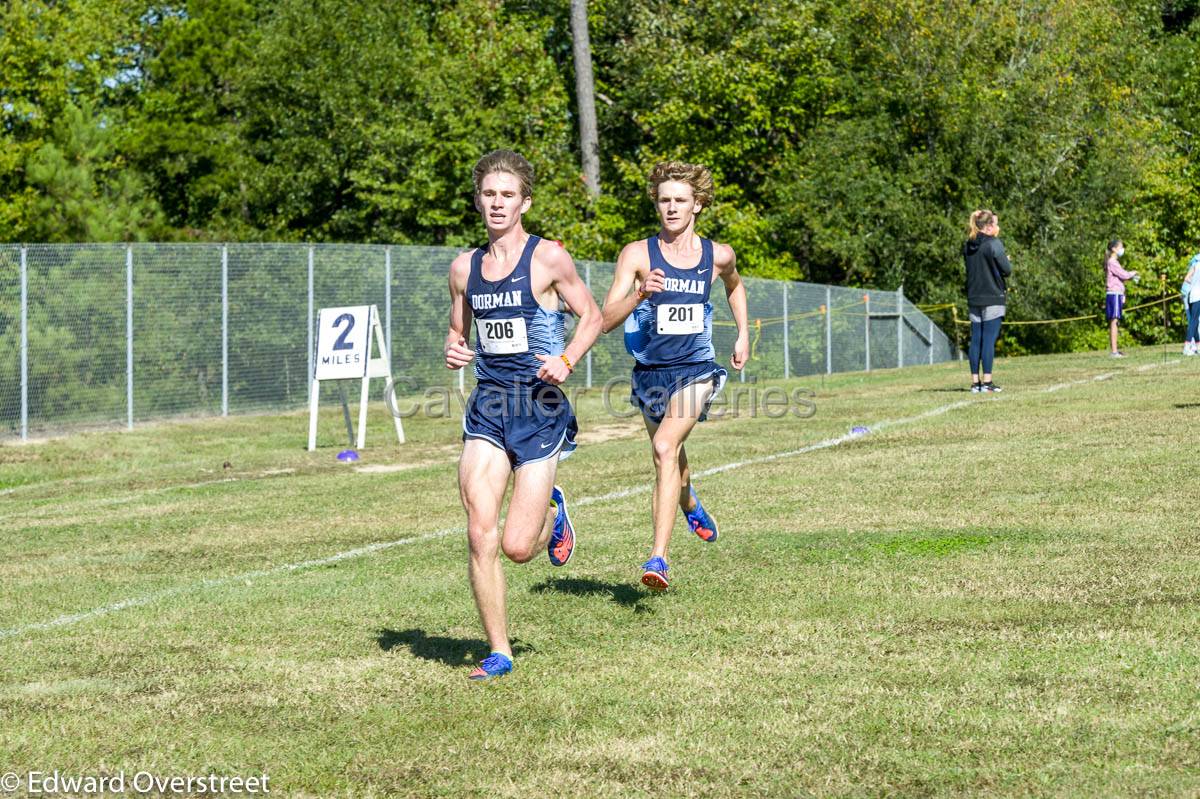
[[850, 426, 869, 435], [337, 449, 360, 463]]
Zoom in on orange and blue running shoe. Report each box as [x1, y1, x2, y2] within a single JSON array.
[[468, 652, 513, 681], [547, 485, 575, 567], [684, 486, 719, 542], [640, 556, 669, 592]]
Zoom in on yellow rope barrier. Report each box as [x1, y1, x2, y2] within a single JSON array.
[[950, 294, 1180, 326], [711, 292, 1178, 332], [711, 297, 868, 328], [996, 313, 1099, 327], [710, 296, 872, 361], [666, 289, 1175, 344]]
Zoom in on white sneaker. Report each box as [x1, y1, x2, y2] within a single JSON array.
[[1185, 343, 1197, 356]]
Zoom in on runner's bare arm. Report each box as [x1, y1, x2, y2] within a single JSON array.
[[601, 241, 664, 333], [535, 245, 602, 385], [715, 243, 749, 370], [445, 253, 475, 370]]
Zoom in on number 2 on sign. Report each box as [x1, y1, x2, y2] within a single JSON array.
[[332, 313, 356, 350]]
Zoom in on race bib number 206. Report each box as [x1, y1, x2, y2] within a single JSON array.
[[656, 303, 704, 335], [477, 317, 529, 354]]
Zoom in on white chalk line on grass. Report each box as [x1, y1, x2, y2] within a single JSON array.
[[1, 401, 974, 640], [7, 469, 319, 521], [0, 527, 460, 640], [3, 461, 458, 526], [1137, 358, 1183, 372], [6, 359, 1185, 514], [0, 362, 1178, 641]]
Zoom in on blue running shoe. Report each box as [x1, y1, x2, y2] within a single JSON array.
[[641, 556, 669, 592], [468, 652, 513, 681], [548, 485, 575, 567], [684, 486, 719, 543]]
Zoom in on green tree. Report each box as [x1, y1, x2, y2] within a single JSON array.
[[0, 0, 148, 241], [122, 0, 264, 238], [5, 0, 1200, 357], [26, 101, 163, 242], [579, 0, 836, 275], [226, 0, 583, 245]]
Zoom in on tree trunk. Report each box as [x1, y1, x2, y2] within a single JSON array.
[[570, 0, 600, 199]]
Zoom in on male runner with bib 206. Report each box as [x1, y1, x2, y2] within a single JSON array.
[[601, 161, 749, 592], [445, 150, 601, 679]]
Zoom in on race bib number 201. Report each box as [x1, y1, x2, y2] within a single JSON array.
[[656, 303, 704, 335], [477, 316, 529, 354]]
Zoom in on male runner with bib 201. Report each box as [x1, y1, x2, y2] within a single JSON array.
[[445, 150, 601, 679], [600, 161, 749, 592]]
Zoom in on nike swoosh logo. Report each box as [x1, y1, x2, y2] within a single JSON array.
[[510, 276, 526, 282], [697, 269, 708, 275], [540, 442, 553, 449]]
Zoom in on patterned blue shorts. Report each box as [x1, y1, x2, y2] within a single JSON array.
[[630, 362, 728, 424]]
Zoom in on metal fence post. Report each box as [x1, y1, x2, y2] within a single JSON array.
[[825, 286, 832, 375], [864, 293, 871, 372], [307, 246, 314, 402], [126, 245, 134, 430], [222, 245, 229, 416], [897, 285, 904, 369], [782, 283, 790, 380], [19, 246, 27, 441], [385, 246, 392, 357], [584, 262, 593, 389]]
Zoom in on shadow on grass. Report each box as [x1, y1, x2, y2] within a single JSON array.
[[1174, 403, 1200, 409], [919, 387, 974, 393], [529, 576, 653, 613], [375, 629, 533, 666]]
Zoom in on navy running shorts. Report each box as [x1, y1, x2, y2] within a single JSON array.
[[463, 382, 578, 468], [630, 361, 728, 424], [1105, 292, 1125, 321]]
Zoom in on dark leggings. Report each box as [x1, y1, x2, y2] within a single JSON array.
[[1188, 301, 1200, 342], [969, 317, 1003, 376]]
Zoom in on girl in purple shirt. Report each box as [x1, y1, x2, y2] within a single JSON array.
[[1105, 239, 1138, 358]]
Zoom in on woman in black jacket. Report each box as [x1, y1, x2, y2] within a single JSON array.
[[962, 209, 1012, 392]]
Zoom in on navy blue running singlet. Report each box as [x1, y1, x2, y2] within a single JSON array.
[[624, 234, 716, 366], [467, 235, 566, 385]]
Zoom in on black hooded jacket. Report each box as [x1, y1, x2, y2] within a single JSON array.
[[962, 233, 1012, 307]]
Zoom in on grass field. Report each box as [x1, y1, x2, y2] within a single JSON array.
[[3, 349, 1199, 797]]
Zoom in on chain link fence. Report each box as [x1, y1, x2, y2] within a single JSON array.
[[0, 244, 956, 440]]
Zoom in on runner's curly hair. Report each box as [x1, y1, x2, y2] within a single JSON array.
[[646, 161, 714, 209]]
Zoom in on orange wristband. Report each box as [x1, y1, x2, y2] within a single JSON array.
[[560, 354, 574, 372]]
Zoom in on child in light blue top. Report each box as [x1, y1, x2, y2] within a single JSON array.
[[1184, 254, 1200, 355]]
